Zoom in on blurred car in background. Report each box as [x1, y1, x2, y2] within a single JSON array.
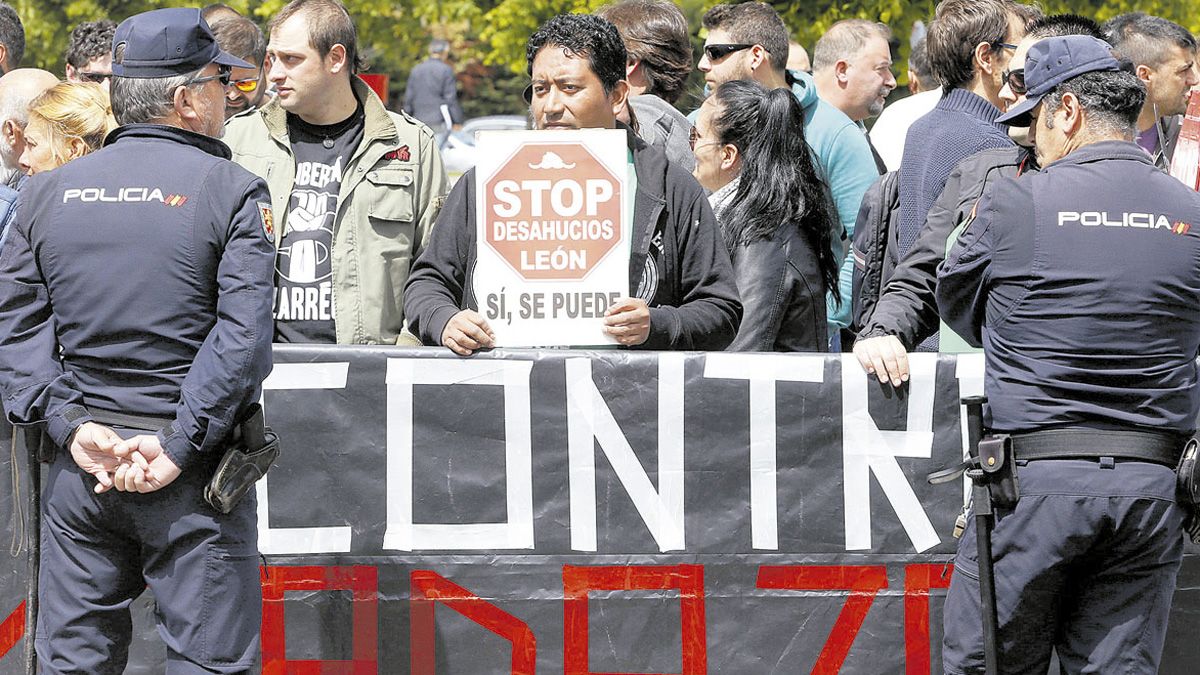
[[441, 115, 529, 183]]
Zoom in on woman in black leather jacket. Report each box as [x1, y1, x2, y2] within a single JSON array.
[[691, 80, 838, 351]]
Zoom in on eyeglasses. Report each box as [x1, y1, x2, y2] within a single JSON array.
[[703, 43, 755, 61], [689, 126, 721, 151], [231, 77, 259, 93], [76, 71, 111, 84], [991, 41, 1019, 51], [1002, 67, 1026, 95], [184, 65, 232, 88]]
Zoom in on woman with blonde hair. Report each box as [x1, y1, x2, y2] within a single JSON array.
[[19, 81, 117, 175]]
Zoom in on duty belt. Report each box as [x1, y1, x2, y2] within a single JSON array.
[[1007, 428, 1183, 467], [89, 409, 173, 434]]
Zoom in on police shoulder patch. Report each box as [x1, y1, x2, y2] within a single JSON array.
[[258, 202, 274, 237]]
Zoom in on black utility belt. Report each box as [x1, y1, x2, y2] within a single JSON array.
[[90, 409, 172, 434], [1006, 428, 1183, 467]]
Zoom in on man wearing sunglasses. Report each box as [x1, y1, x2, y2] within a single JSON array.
[[0, 8, 275, 671], [855, 14, 1104, 389], [698, 2, 879, 349], [64, 19, 115, 92], [211, 14, 271, 120]]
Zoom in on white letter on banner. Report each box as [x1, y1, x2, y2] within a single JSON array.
[[842, 354, 940, 552], [383, 358, 534, 551], [566, 354, 685, 552], [257, 362, 354, 554], [955, 353, 986, 505], [703, 353, 825, 550]]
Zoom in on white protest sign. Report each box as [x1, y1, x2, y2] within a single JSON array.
[[473, 129, 631, 346]]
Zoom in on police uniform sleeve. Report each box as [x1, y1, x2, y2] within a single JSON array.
[[0, 192, 93, 447], [157, 171, 275, 470], [935, 186, 998, 348]]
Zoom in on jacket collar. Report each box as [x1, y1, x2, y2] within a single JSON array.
[[257, 76, 397, 146], [1043, 140, 1156, 170], [105, 123, 232, 159]]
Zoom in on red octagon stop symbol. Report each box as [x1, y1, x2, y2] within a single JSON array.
[[483, 142, 623, 280]]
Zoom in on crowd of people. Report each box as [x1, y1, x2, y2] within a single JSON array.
[[0, 0, 1197, 672]]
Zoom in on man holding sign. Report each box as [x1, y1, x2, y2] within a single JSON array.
[[405, 13, 741, 354]]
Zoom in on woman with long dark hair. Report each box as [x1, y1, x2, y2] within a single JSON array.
[[691, 79, 839, 351]]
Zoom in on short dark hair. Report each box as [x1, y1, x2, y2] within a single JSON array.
[[909, 37, 934, 83], [926, 0, 1021, 90], [0, 2, 24, 70], [270, 0, 366, 74], [65, 20, 116, 69], [701, 2, 789, 75], [1028, 14, 1105, 41], [211, 15, 266, 66], [595, 0, 692, 104], [1104, 13, 1198, 69], [525, 14, 627, 94], [1042, 68, 1145, 136]]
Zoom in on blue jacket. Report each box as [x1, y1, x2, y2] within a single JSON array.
[[937, 141, 1200, 433], [788, 71, 880, 333], [0, 124, 276, 468]]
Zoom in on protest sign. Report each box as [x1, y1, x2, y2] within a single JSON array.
[[1170, 90, 1200, 191], [473, 129, 630, 346]]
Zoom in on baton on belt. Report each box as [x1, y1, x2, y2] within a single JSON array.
[[963, 396, 1000, 675], [928, 395, 1015, 675], [21, 428, 41, 675]]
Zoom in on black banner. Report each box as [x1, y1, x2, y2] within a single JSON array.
[[1, 347, 1197, 673]]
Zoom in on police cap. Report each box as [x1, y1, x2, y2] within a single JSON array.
[[997, 35, 1121, 127], [111, 8, 253, 78]]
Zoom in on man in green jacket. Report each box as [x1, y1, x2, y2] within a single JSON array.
[[224, 0, 448, 345]]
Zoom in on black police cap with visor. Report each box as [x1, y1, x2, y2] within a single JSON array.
[[110, 7, 253, 79], [996, 35, 1121, 128]]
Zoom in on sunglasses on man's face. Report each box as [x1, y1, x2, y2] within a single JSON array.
[[1002, 67, 1026, 95], [185, 65, 233, 88], [231, 77, 259, 94], [77, 71, 111, 84], [703, 43, 755, 61]]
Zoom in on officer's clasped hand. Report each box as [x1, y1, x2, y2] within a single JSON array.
[[68, 421, 124, 494], [111, 435, 182, 493]]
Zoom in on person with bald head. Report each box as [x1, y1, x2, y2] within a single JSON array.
[[0, 68, 58, 187], [787, 40, 810, 74]]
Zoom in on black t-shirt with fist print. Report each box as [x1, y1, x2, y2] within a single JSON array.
[[273, 102, 365, 343]]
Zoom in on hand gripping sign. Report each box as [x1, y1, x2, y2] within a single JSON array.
[[473, 129, 630, 346]]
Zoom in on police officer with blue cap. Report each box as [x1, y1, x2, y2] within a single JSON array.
[[937, 35, 1200, 673], [0, 7, 274, 673]]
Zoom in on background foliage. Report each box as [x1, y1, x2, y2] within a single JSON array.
[[12, 0, 1200, 117]]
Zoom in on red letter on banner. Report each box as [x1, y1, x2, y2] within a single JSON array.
[[904, 563, 953, 675], [756, 565, 888, 675], [409, 570, 536, 675], [0, 601, 25, 662], [562, 564, 707, 675], [260, 565, 379, 674]]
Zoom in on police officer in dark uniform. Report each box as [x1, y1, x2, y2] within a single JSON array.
[[936, 35, 1200, 674], [0, 8, 274, 673]]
